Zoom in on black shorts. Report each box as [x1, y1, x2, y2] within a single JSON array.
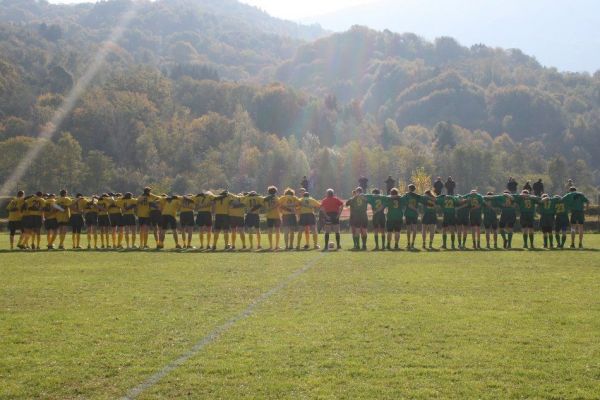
[[570, 211, 585, 225], [456, 212, 470, 226], [138, 217, 149, 227], [29, 215, 43, 229], [405, 215, 418, 226], [44, 218, 58, 231], [372, 212, 386, 229], [122, 214, 137, 227], [267, 218, 281, 228], [483, 219, 498, 230], [8, 220, 22, 235], [70, 214, 84, 233], [245, 214, 260, 229], [180, 211, 195, 227], [555, 215, 569, 232], [150, 210, 162, 226], [229, 216, 245, 228], [282, 214, 297, 228], [499, 213, 516, 229], [161, 215, 177, 231], [520, 214, 535, 229], [540, 215, 555, 233], [109, 214, 123, 227], [324, 212, 340, 225], [196, 211, 213, 227], [422, 212, 437, 225], [98, 215, 111, 227], [442, 213, 456, 227], [214, 214, 230, 231], [58, 220, 70, 227], [85, 213, 98, 226], [350, 214, 368, 229], [299, 213, 316, 226], [469, 212, 482, 227], [386, 218, 402, 232]]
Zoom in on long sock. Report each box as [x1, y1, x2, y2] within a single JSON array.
[[523, 234, 528, 246], [529, 233, 534, 247], [555, 233, 560, 247], [549, 235, 553, 247], [324, 233, 329, 248], [118, 231, 123, 247], [561, 234, 567, 247], [313, 233, 318, 247], [374, 235, 379, 247], [361, 234, 367, 248], [381, 234, 385, 248], [335, 233, 340, 248], [451, 233, 455, 247], [543, 235, 547, 247], [353, 235, 359, 248], [442, 234, 447, 247], [508, 232, 513, 247]]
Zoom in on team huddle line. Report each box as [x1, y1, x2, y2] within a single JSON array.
[[4, 183, 590, 252]]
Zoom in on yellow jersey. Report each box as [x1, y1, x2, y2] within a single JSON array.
[[195, 194, 215, 212], [180, 196, 196, 213], [228, 197, 246, 218], [242, 195, 264, 215], [24, 196, 46, 216], [121, 198, 137, 215], [263, 195, 281, 219], [44, 198, 59, 220], [71, 197, 87, 215], [6, 197, 23, 222], [56, 196, 72, 223], [108, 198, 122, 215], [213, 194, 238, 215], [136, 194, 159, 218], [299, 197, 321, 214], [278, 195, 300, 216], [162, 198, 181, 218], [96, 198, 111, 216], [149, 196, 163, 213], [82, 198, 98, 214]]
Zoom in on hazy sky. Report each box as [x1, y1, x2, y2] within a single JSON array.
[[240, 0, 376, 19]]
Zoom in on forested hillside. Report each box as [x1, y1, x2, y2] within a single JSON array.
[[0, 0, 598, 198]]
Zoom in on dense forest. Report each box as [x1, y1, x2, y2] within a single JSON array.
[[0, 0, 599, 199]]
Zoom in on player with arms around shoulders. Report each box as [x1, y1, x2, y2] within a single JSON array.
[[56, 189, 72, 250], [562, 187, 589, 249], [553, 195, 569, 249], [211, 190, 239, 250], [465, 189, 485, 249], [297, 189, 321, 250], [242, 191, 264, 250], [96, 194, 112, 249], [6, 190, 25, 250], [23, 192, 46, 250], [263, 186, 282, 251], [385, 188, 406, 250], [179, 194, 197, 249], [83, 195, 99, 249], [228, 194, 248, 250], [278, 188, 300, 250], [136, 187, 160, 250], [482, 193, 500, 249], [159, 195, 182, 249], [537, 194, 558, 249], [420, 190, 438, 249], [71, 193, 87, 249], [320, 188, 344, 251], [346, 187, 369, 250], [512, 190, 540, 249], [404, 184, 421, 250], [194, 191, 215, 250], [43, 194, 60, 249], [366, 189, 388, 250], [436, 193, 460, 250]]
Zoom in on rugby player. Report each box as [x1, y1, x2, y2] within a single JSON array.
[[83, 195, 99, 249], [121, 193, 137, 249], [71, 193, 87, 249], [512, 190, 540, 249], [404, 184, 421, 250], [179, 194, 196, 249], [465, 190, 485, 249], [23, 192, 45, 250], [366, 189, 387, 250], [385, 188, 406, 250], [242, 191, 264, 250], [136, 187, 159, 250], [562, 187, 589, 248], [159, 195, 181, 249], [195, 191, 215, 249], [455, 194, 470, 249], [263, 186, 281, 251], [228, 194, 247, 250], [212, 190, 238, 250], [537, 194, 557, 248], [346, 187, 369, 250], [436, 193, 460, 249], [553, 195, 569, 249], [96, 194, 112, 248], [420, 190, 437, 249], [6, 190, 25, 250], [278, 188, 300, 250], [482, 193, 499, 249], [43, 194, 59, 249], [56, 189, 72, 250], [108, 193, 124, 248], [297, 189, 321, 250]]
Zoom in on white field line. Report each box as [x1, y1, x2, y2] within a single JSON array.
[[121, 252, 326, 399]]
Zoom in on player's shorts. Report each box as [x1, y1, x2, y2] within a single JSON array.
[[98, 215, 111, 227], [372, 212, 387, 229], [267, 218, 281, 228], [324, 212, 340, 225], [30, 215, 43, 229], [44, 218, 58, 231], [214, 214, 230, 231], [161, 215, 177, 231], [456, 212, 470, 226], [540, 215, 555, 233], [520, 213, 535, 229], [483, 218, 498, 230], [299, 213, 316, 226], [405, 215, 418, 226], [58, 219, 70, 227], [8, 220, 22, 235], [196, 211, 213, 227], [350, 214, 368, 228], [122, 214, 136, 227], [179, 211, 195, 227], [499, 213, 516, 229], [442, 213, 456, 227], [570, 210, 585, 225], [137, 217, 149, 227], [469, 212, 482, 227], [245, 214, 260, 229], [70, 214, 84, 233], [84, 212, 98, 227], [422, 212, 437, 225], [555, 214, 569, 232], [109, 214, 123, 227], [386, 218, 402, 232], [282, 214, 298, 228], [150, 210, 162, 226], [229, 216, 245, 229]]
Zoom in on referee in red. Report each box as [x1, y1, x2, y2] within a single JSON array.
[[320, 188, 344, 250]]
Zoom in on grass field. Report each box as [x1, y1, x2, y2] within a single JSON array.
[[1, 234, 599, 399]]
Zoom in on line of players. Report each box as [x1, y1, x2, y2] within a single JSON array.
[[4, 184, 590, 251]]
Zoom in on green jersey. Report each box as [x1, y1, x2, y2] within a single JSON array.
[[456, 196, 470, 219], [403, 192, 421, 218], [365, 194, 387, 215], [385, 196, 405, 221], [562, 192, 589, 212], [482, 201, 498, 221], [513, 195, 539, 215], [553, 198, 568, 216], [346, 195, 368, 217], [420, 195, 437, 216], [465, 193, 484, 215], [436, 195, 460, 216], [537, 198, 557, 216], [485, 194, 516, 215]]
